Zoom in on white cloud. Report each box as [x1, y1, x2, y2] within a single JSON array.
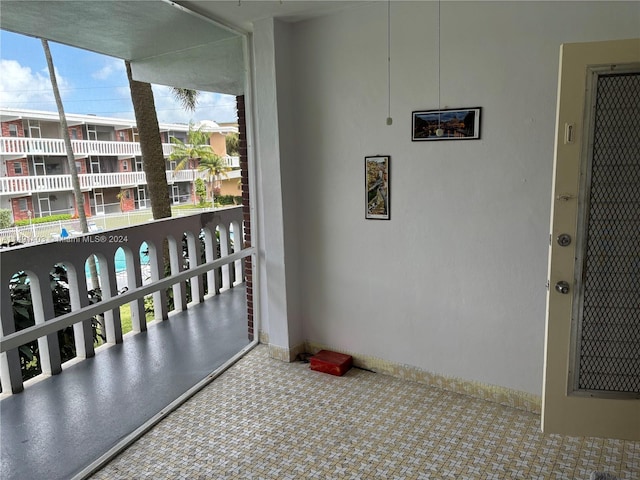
[[151, 85, 238, 124], [91, 58, 125, 81], [0, 59, 72, 110]]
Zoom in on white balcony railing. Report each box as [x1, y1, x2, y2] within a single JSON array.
[[0, 170, 214, 195], [0, 137, 174, 157], [0, 137, 240, 166], [0, 207, 252, 395], [1, 168, 240, 195]]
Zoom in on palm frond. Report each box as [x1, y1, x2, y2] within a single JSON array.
[[172, 88, 199, 112]]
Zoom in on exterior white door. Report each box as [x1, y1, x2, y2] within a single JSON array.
[[37, 195, 51, 217], [90, 157, 100, 174], [543, 39, 640, 440], [137, 187, 147, 209], [94, 191, 105, 215]]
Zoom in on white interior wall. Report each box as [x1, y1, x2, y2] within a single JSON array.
[[259, 1, 639, 396]]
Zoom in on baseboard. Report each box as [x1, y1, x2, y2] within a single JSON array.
[[260, 332, 305, 362], [305, 341, 541, 414]]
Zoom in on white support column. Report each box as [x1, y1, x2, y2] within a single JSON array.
[[168, 236, 186, 312], [67, 263, 95, 359], [0, 298, 24, 394], [97, 255, 123, 344], [232, 220, 243, 287], [126, 247, 146, 333], [31, 272, 62, 375], [253, 18, 304, 359], [186, 231, 203, 304], [203, 226, 218, 297], [149, 241, 168, 321], [219, 224, 231, 291]]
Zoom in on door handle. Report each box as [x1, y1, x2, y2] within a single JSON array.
[[555, 281, 570, 294]]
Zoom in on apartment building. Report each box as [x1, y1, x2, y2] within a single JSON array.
[[0, 107, 239, 222]]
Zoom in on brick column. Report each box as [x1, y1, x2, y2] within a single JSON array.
[[236, 95, 253, 341]]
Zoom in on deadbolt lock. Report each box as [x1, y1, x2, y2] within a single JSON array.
[[557, 234, 572, 247], [555, 281, 570, 294]]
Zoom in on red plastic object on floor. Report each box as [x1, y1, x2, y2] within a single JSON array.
[[310, 350, 353, 376]]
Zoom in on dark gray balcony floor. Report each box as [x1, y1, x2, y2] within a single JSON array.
[[1, 286, 250, 480]]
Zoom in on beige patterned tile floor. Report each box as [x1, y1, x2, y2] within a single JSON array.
[[91, 345, 639, 480]]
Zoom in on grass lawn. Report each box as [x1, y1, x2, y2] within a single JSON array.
[[119, 303, 155, 335]]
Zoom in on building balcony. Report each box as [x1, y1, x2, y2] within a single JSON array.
[[0, 136, 173, 158], [0, 206, 255, 478], [0, 167, 241, 196], [0, 135, 240, 168]]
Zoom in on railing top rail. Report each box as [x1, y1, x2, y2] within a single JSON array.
[[0, 206, 242, 256], [0, 136, 175, 155]]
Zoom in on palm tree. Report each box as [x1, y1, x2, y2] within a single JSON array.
[[42, 38, 102, 347], [171, 88, 198, 112], [169, 124, 214, 172], [225, 132, 240, 156], [125, 61, 172, 220], [125, 62, 200, 217], [41, 40, 88, 232], [169, 124, 220, 204], [198, 155, 231, 204], [42, 39, 102, 290]]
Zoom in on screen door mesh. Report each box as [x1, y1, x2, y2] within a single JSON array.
[[577, 72, 640, 393]]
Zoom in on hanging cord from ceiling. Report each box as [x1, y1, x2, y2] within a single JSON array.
[[436, 0, 444, 137], [386, 0, 393, 126]]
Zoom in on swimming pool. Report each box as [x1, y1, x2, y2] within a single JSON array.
[[85, 242, 149, 276]]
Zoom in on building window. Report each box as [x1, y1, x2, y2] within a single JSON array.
[[118, 131, 125, 141], [122, 160, 128, 171], [18, 198, 28, 211], [9, 124, 18, 137], [13, 162, 23, 175], [28, 120, 41, 138], [70, 129, 78, 140], [88, 125, 97, 141]]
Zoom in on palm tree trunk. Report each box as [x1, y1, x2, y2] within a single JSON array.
[[42, 38, 102, 345], [42, 40, 101, 289], [42, 39, 88, 232], [125, 61, 171, 220]]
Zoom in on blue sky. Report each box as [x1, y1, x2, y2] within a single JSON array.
[[0, 30, 238, 124]]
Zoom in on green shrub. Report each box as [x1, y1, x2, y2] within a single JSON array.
[[10, 265, 103, 381], [0, 209, 12, 229], [194, 178, 207, 206], [14, 214, 73, 226], [217, 195, 236, 205]]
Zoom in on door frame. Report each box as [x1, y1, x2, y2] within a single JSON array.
[[94, 191, 105, 215], [37, 194, 51, 217], [137, 186, 147, 209]]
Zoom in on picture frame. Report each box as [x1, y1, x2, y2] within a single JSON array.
[[412, 107, 481, 141], [365, 155, 390, 220]]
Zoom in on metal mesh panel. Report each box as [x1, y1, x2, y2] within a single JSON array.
[[577, 72, 640, 393]]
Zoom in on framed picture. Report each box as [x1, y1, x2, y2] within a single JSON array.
[[412, 107, 481, 141], [365, 155, 390, 220]]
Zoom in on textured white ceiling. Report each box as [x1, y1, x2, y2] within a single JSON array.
[[181, 1, 366, 32], [0, 0, 364, 94]]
